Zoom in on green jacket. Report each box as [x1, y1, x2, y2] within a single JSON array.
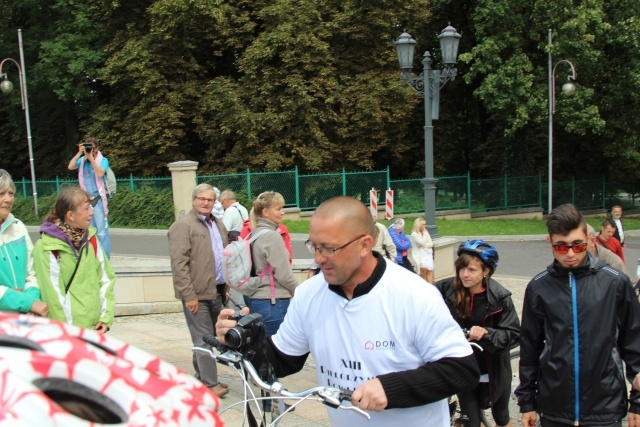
[[0, 213, 40, 312], [33, 224, 115, 329]]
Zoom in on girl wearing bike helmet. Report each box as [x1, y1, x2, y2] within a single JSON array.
[[434, 239, 520, 427]]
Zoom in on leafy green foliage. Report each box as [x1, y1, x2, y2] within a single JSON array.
[[13, 187, 174, 228], [0, 0, 639, 192]]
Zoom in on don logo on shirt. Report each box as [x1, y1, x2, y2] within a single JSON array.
[[364, 340, 396, 350]]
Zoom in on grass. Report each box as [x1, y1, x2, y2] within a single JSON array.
[[282, 216, 640, 236]]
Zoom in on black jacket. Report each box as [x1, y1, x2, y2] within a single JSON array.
[[434, 278, 520, 406], [516, 253, 640, 425]]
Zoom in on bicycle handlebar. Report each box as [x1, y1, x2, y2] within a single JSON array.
[[461, 328, 484, 351], [194, 336, 370, 420]]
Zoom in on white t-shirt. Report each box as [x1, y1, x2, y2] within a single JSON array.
[[614, 218, 624, 243], [222, 202, 249, 232], [272, 259, 472, 427]]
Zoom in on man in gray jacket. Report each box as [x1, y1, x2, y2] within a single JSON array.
[[168, 183, 230, 397]]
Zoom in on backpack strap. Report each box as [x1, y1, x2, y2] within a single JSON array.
[[233, 204, 247, 221], [250, 229, 277, 304], [53, 236, 99, 294]]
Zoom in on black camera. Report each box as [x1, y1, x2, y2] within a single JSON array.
[[225, 312, 265, 350], [82, 141, 93, 153]]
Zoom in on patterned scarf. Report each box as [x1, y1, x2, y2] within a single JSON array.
[[54, 219, 87, 250]]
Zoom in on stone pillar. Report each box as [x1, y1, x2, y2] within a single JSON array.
[[168, 160, 198, 220], [432, 236, 458, 280]]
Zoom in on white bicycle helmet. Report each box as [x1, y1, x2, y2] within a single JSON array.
[[0, 313, 222, 426]]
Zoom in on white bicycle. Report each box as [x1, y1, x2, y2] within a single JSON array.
[[194, 333, 370, 426]]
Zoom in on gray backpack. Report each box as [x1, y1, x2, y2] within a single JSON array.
[[222, 229, 275, 301]]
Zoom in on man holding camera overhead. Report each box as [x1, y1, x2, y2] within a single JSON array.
[[67, 137, 111, 257]]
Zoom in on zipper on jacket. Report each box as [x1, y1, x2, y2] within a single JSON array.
[[570, 272, 580, 425], [0, 236, 18, 287], [481, 305, 504, 404]]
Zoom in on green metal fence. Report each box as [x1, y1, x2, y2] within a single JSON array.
[[15, 169, 639, 215]]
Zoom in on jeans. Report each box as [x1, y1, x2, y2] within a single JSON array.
[[242, 297, 290, 336], [92, 198, 111, 258]]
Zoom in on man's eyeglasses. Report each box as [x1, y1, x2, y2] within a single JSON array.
[[306, 234, 365, 258], [194, 196, 215, 203], [552, 242, 588, 254]]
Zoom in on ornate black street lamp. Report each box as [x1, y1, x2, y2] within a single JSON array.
[[395, 24, 462, 237]]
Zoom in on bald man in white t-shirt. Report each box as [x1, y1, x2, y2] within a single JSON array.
[[216, 196, 479, 426]]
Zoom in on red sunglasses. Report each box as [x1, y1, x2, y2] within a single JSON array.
[[552, 242, 588, 254]]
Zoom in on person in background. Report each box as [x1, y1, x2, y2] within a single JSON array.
[[167, 184, 229, 397], [212, 187, 225, 219], [372, 212, 397, 262], [219, 189, 249, 240], [242, 191, 297, 336], [595, 218, 625, 262], [435, 240, 519, 427], [586, 224, 631, 280], [239, 205, 293, 263], [388, 218, 414, 272], [33, 188, 115, 333], [409, 217, 434, 283], [610, 205, 625, 246], [67, 137, 111, 258], [0, 169, 48, 316]]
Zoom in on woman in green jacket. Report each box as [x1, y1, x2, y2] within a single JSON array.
[[33, 187, 115, 332], [0, 169, 48, 316]]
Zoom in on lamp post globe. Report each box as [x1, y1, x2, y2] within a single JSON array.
[[562, 79, 576, 96], [0, 79, 13, 94], [394, 32, 417, 71], [438, 24, 462, 66]]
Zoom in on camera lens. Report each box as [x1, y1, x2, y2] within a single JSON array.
[[225, 326, 247, 350]]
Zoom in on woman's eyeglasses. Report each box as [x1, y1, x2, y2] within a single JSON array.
[[552, 242, 588, 254]]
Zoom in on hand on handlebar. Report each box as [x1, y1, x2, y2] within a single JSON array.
[[466, 325, 488, 342], [351, 378, 387, 412]]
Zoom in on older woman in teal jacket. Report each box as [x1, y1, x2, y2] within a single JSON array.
[[0, 169, 48, 316], [33, 187, 115, 332]]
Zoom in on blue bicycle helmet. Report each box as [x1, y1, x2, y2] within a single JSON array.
[[457, 239, 499, 273]]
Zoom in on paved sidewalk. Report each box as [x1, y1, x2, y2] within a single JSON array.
[[109, 276, 531, 426]]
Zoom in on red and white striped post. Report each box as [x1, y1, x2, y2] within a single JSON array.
[[369, 188, 378, 219], [385, 189, 394, 220]]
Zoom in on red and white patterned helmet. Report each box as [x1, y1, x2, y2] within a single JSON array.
[[0, 313, 223, 426]]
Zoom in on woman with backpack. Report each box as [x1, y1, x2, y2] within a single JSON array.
[[243, 191, 298, 336], [33, 188, 115, 332], [434, 240, 520, 427]]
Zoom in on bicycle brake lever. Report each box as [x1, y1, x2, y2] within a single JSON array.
[[318, 389, 370, 419], [339, 404, 371, 420], [318, 388, 342, 408]]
